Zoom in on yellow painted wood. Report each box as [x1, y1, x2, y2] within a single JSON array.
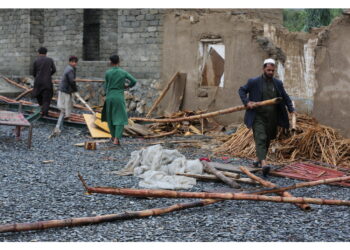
[[83, 114, 111, 138], [94, 118, 110, 133]]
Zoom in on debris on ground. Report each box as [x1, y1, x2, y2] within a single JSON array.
[[271, 162, 350, 186], [214, 113, 350, 170]]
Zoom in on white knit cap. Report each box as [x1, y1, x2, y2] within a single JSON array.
[[263, 58, 276, 65]]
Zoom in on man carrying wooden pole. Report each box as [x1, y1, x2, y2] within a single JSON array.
[[238, 58, 295, 176]]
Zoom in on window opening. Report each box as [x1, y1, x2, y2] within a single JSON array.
[[83, 9, 101, 61], [199, 39, 225, 87]]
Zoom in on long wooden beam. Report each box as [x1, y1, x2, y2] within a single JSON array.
[[78, 174, 350, 206], [132, 98, 282, 123]]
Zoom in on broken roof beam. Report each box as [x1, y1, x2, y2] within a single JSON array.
[[1, 76, 29, 90]]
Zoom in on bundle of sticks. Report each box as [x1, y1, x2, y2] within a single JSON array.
[[214, 113, 350, 169]]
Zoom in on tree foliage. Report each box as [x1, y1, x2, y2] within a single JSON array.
[[283, 9, 343, 32]]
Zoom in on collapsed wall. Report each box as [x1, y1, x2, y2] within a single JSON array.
[[159, 10, 317, 126], [261, 23, 318, 114], [313, 15, 350, 137]]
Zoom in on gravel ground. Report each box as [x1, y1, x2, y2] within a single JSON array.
[[0, 120, 349, 242]]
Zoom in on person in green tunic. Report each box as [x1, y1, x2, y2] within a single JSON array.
[[101, 55, 137, 145], [239, 58, 295, 176]]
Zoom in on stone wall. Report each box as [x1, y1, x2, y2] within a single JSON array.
[[0, 9, 31, 76], [117, 9, 164, 80], [42, 9, 84, 78], [115, 9, 164, 112], [29, 9, 44, 73], [99, 9, 119, 60]]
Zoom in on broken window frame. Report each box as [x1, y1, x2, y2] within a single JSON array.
[[199, 38, 225, 88]]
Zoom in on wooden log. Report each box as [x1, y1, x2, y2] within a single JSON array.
[[221, 171, 240, 179], [235, 178, 259, 185], [133, 97, 282, 123], [2, 76, 29, 90], [176, 172, 221, 181], [0, 198, 221, 233], [201, 161, 241, 189], [77, 174, 350, 206], [146, 72, 179, 118], [15, 88, 33, 101], [250, 174, 350, 195], [239, 166, 311, 211], [176, 173, 257, 185], [209, 162, 259, 174]]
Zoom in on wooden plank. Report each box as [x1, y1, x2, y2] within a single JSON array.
[[94, 118, 110, 133], [83, 114, 111, 138], [163, 73, 187, 116], [146, 72, 179, 117], [208, 162, 259, 174], [127, 122, 152, 136]]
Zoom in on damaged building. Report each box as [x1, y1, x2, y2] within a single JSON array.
[[0, 9, 349, 137]]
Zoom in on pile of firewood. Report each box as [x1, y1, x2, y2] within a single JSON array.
[[214, 113, 350, 169]]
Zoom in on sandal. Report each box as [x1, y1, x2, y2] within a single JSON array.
[[112, 138, 120, 145], [262, 165, 271, 177], [253, 160, 261, 168]]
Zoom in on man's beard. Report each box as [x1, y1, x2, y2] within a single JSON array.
[[264, 73, 273, 79]]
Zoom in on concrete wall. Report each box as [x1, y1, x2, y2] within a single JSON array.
[[0, 9, 31, 76], [313, 15, 350, 137]]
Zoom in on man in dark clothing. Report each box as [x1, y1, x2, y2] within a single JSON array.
[[57, 56, 78, 120], [32, 47, 56, 116], [238, 58, 295, 176]]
